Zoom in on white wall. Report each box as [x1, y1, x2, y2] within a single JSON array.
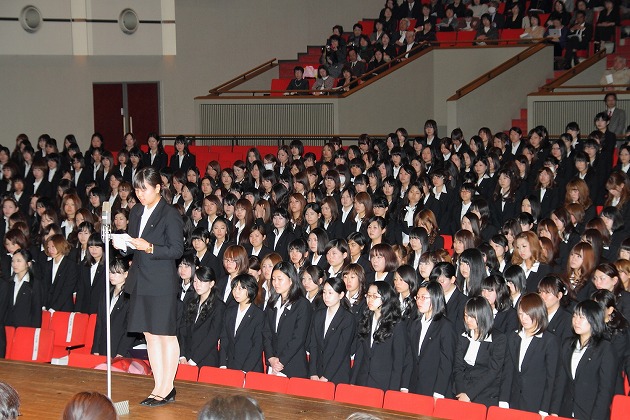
[[0, 0, 383, 149]]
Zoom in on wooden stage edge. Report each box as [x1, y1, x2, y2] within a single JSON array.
[[0, 360, 429, 420]]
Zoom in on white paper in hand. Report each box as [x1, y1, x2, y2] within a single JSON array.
[[112, 234, 136, 251]]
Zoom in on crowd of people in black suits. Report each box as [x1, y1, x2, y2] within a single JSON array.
[[1, 111, 630, 418]]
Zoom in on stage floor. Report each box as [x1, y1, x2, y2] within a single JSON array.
[[0, 360, 426, 419]]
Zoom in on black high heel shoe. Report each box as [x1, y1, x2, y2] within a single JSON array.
[[139, 394, 157, 405], [147, 388, 176, 407]]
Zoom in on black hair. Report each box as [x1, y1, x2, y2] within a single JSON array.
[[231, 273, 259, 303], [269, 261, 304, 306], [417, 280, 446, 321], [573, 300, 607, 348], [464, 296, 494, 341], [359, 281, 401, 343]]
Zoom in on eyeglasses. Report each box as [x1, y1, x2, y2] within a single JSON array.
[[415, 295, 431, 301], [365, 294, 382, 301], [223, 258, 236, 264]]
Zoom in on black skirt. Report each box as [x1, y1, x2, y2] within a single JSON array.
[[128, 293, 177, 335]]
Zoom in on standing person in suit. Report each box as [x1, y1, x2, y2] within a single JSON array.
[[262, 261, 312, 378], [512, 231, 552, 293], [42, 234, 78, 312], [115, 167, 184, 407], [453, 296, 507, 407], [481, 275, 519, 335], [75, 233, 106, 315], [92, 258, 136, 358], [351, 281, 408, 391], [604, 92, 626, 136], [178, 265, 225, 369], [71, 153, 93, 203], [266, 208, 295, 262], [244, 222, 272, 260], [175, 253, 198, 324], [142, 133, 168, 171], [219, 274, 265, 372], [407, 280, 456, 397], [537, 275, 574, 343], [216, 245, 249, 307], [500, 293, 560, 415], [169, 135, 196, 175], [2, 249, 42, 328], [431, 262, 466, 334], [551, 300, 618, 419], [308, 276, 357, 384], [208, 217, 231, 279]]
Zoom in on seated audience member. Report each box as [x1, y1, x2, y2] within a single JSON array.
[[469, 0, 488, 18], [198, 395, 264, 420], [366, 48, 388, 77], [312, 65, 335, 96], [521, 13, 545, 39], [320, 35, 346, 78], [346, 49, 366, 79], [562, 11, 592, 69], [600, 55, 630, 88], [475, 14, 499, 45], [594, 0, 620, 52], [62, 392, 116, 420], [413, 21, 437, 50], [0, 382, 20, 420], [437, 6, 458, 32], [285, 66, 310, 95], [545, 16, 568, 68], [335, 66, 359, 93]]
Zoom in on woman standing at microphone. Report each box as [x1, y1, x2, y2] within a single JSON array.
[[114, 167, 184, 407]]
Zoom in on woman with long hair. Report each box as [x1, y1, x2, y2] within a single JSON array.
[[491, 167, 522, 227], [552, 300, 617, 419], [501, 293, 559, 415], [537, 275, 574, 343], [254, 252, 282, 311], [300, 264, 325, 310], [43, 234, 78, 312], [407, 280, 456, 397], [232, 198, 254, 247], [564, 178, 596, 225], [512, 231, 552, 293], [262, 261, 312, 378], [2, 249, 42, 328], [551, 206, 580, 269], [480, 274, 519, 334], [565, 241, 597, 302], [453, 296, 507, 406], [351, 281, 407, 391], [457, 248, 486, 296], [593, 262, 630, 321], [216, 245, 249, 307], [178, 265, 225, 368], [393, 264, 418, 321], [414, 209, 444, 252], [75, 233, 106, 315], [307, 276, 357, 384]]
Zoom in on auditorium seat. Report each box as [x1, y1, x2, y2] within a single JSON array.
[[442, 234, 453, 255], [539, 14, 550, 26], [500, 29, 524, 43], [67, 353, 107, 369], [4, 326, 15, 358], [436, 32, 457, 47], [487, 406, 542, 420], [359, 20, 375, 36], [457, 30, 477, 45], [286, 377, 335, 400], [611, 394, 630, 420], [74, 313, 98, 355], [41, 310, 52, 329], [48, 311, 90, 358], [433, 398, 487, 420], [198, 366, 245, 388], [7, 327, 55, 363], [383, 390, 434, 416], [244, 371, 289, 393], [271, 79, 291, 97], [175, 364, 199, 381], [334, 383, 384, 408]]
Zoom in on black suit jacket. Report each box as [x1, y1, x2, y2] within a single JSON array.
[[552, 339, 617, 419], [307, 307, 356, 384], [219, 303, 265, 372], [30, 178, 53, 200], [493, 307, 519, 335], [243, 244, 272, 262], [72, 168, 93, 202], [113, 165, 132, 184], [501, 331, 560, 414], [546, 307, 574, 343], [142, 150, 168, 171], [324, 219, 344, 241], [42, 256, 78, 312], [3, 278, 42, 328], [407, 315, 456, 396], [125, 199, 184, 296], [524, 263, 552, 293], [351, 320, 408, 391], [75, 263, 106, 315], [445, 288, 467, 334], [262, 296, 312, 378], [266, 229, 296, 262], [169, 153, 196, 174], [178, 295, 226, 367], [453, 329, 507, 407], [92, 289, 137, 356]]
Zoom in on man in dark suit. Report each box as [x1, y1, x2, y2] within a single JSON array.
[[604, 92, 627, 137], [398, 0, 422, 20], [563, 11, 593, 69], [347, 49, 366, 78]]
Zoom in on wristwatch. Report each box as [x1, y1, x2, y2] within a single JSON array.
[[146, 243, 154, 254]]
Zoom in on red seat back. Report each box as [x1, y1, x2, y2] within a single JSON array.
[[433, 398, 487, 420], [286, 377, 335, 400], [7, 327, 55, 363], [67, 353, 107, 369], [486, 406, 542, 420], [4, 326, 15, 357], [612, 395, 630, 420], [270, 79, 290, 97], [198, 366, 245, 388], [334, 383, 384, 408], [244, 371, 289, 393], [359, 20, 375, 36], [41, 310, 52, 329], [436, 31, 457, 47], [74, 313, 98, 355], [48, 311, 90, 358], [500, 29, 523, 42], [175, 364, 199, 381], [383, 390, 434, 416]]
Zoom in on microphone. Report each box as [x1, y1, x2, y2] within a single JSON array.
[[101, 201, 111, 240]]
